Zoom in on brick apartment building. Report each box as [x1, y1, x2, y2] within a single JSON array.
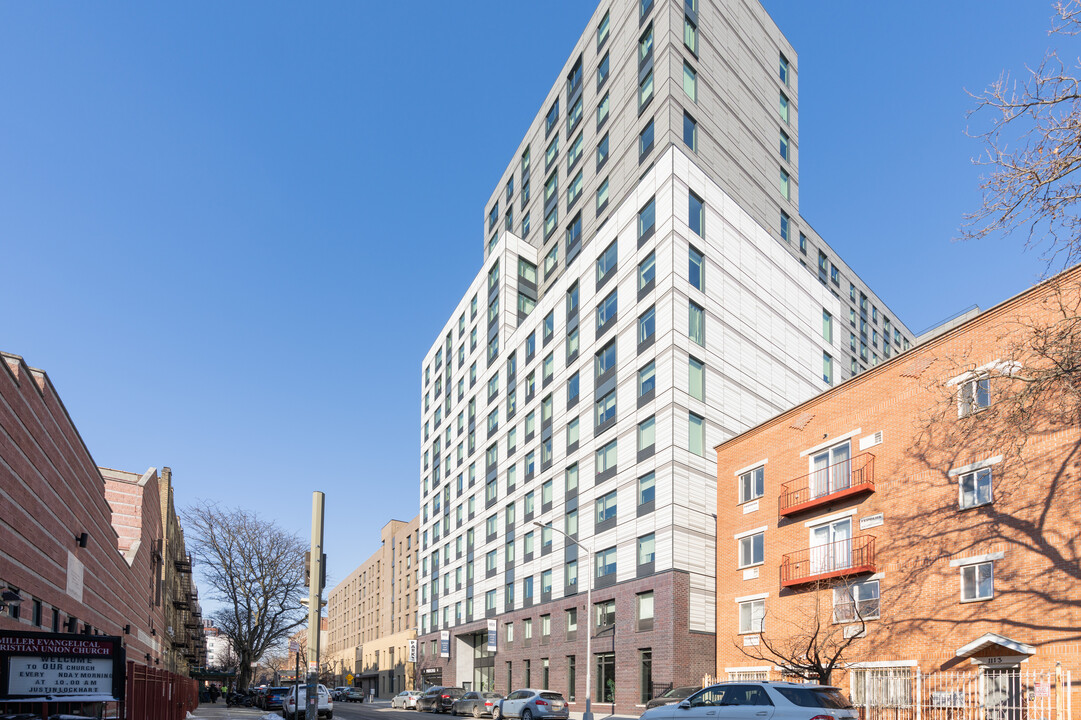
[[714, 267, 1081, 708], [0, 351, 204, 676]]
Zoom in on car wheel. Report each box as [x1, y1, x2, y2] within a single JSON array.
[[522, 710, 532, 720], [492, 707, 501, 720], [474, 706, 483, 719]]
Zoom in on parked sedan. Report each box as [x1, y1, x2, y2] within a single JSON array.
[[494, 690, 568, 720], [645, 686, 702, 710], [392, 690, 424, 709], [452, 692, 504, 717], [344, 687, 366, 702], [418, 686, 465, 713]]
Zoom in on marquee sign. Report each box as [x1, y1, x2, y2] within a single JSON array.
[[0, 631, 125, 701]]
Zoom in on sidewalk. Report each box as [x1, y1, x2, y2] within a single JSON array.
[[189, 703, 279, 719]]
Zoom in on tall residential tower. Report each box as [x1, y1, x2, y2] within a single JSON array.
[[417, 0, 914, 712]]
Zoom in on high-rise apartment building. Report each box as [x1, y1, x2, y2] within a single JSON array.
[[417, 0, 914, 712], [326, 517, 419, 697]]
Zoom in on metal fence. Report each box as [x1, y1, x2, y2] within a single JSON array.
[[125, 660, 199, 720], [853, 669, 1071, 720]]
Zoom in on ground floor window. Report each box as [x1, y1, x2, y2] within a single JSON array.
[[506, 662, 512, 695], [567, 656, 576, 702], [728, 670, 768, 682], [850, 667, 913, 707], [542, 658, 550, 690], [639, 649, 653, 704], [525, 659, 531, 687], [596, 653, 615, 703]]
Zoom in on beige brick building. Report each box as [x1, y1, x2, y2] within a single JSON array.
[[714, 267, 1081, 707], [327, 517, 419, 697]]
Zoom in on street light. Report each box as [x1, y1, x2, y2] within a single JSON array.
[[534, 521, 593, 720]]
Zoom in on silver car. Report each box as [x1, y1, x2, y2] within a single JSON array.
[[494, 689, 569, 720], [393, 690, 424, 709], [639, 682, 857, 720]]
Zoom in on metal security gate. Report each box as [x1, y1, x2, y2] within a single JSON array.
[[854, 669, 1071, 720]]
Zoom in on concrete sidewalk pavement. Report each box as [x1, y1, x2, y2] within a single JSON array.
[[189, 703, 280, 719]]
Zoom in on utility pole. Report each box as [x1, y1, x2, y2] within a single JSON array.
[[306, 492, 326, 720]]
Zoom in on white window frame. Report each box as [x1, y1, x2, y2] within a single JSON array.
[[832, 579, 880, 623], [738, 598, 765, 634], [739, 466, 765, 504], [958, 467, 993, 509], [960, 560, 995, 602], [958, 376, 991, 417]]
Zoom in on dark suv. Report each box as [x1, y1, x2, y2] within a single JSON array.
[[418, 686, 465, 713]]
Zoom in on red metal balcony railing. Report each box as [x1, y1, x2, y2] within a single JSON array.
[[779, 452, 876, 516], [780, 534, 876, 587]]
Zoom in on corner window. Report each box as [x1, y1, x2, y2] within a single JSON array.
[[638, 252, 656, 290], [639, 118, 655, 159], [683, 112, 697, 151], [688, 356, 705, 401], [684, 16, 698, 54], [638, 361, 656, 398], [597, 52, 610, 90], [689, 244, 704, 290], [780, 211, 791, 242], [639, 70, 654, 110], [596, 133, 610, 170], [637, 416, 656, 453], [638, 197, 656, 242], [822, 310, 833, 343], [780, 130, 789, 161], [688, 302, 705, 346], [597, 92, 610, 129], [638, 472, 655, 505], [779, 92, 790, 124], [639, 24, 653, 66], [638, 306, 656, 345], [780, 168, 790, 199], [779, 54, 790, 85], [688, 413, 705, 456], [637, 533, 655, 565], [823, 352, 834, 385], [597, 10, 610, 50], [545, 99, 559, 136], [689, 192, 704, 238]]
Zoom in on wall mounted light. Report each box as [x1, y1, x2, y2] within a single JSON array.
[[75, 532, 89, 548], [124, 624, 131, 634], [145, 653, 151, 663]]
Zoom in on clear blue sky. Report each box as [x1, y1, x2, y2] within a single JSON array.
[[0, 2, 1065, 598]]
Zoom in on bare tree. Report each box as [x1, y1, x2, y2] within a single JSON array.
[[737, 580, 872, 685], [182, 503, 307, 690], [962, 1, 1081, 271]]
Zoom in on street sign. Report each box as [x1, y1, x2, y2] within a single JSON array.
[[408, 640, 418, 663], [346, 674, 354, 684], [289, 641, 300, 653]]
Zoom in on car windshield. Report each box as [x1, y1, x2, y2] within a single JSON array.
[[775, 687, 852, 709], [663, 687, 699, 699], [540, 693, 564, 701]]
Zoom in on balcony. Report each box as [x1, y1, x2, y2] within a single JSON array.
[[780, 535, 876, 587], [175, 555, 192, 573], [779, 453, 875, 517]]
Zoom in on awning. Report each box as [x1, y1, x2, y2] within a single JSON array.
[[956, 632, 1036, 659]]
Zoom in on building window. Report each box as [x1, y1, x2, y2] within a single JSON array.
[[546, 99, 559, 136], [638, 252, 656, 291], [596, 177, 609, 214], [597, 240, 618, 285], [597, 52, 610, 90], [780, 168, 790, 199], [959, 376, 991, 416], [833, 580, 880, 622], [486, 589, 497, 611], [779, 53, 790, 85], [638, 472, 656, 506], [779, 92, 789, 124], [823, 352, 834, 385], [595, 490, 617, 526], [595, 546, 617, 581], [959, 467, 993, 509], [595, 339, 616, 378], [823, 310, 833, 343], [684, 15, 698, 54], [780, 130, 789, 161], [638, 533, 655, 565], [597, 92, 610, 129], [688, 302, 705, 345], [639, 197, 656, 242], [688, 412, 705, 456], [545, 244, 558, 279], [640, 0, 654, 19], [684, 112, 697, 151], [596, 133, 610, 170], [780, 211, 791, 242], [739, 598, 765, 634], [596, 290, 617, 332], [683, 62, 697, 102], [638, 361, 656, 398], [962, 562, 994, 601], [567, 96, 583, 136], [506, 622, 515, 643], [689, 244, 704, 289], [739, 466, 764, 504], [639, 69, 654, 110], [567, 132, 584, 172], [688, 191, 705, 237], [639, 118, 655, 159], [639, 23, 653, 65], [596, 438, 617, 474], [567, 372, 580, 405], [637, 591, 655, 630], [546, 136, 559, 170], [597, 10, 610, 49], [738, 531, 764, 568], [638, 306, 656, 346], [566, 463, 579, 493], [637, 416, 656, 453], [689, 356, 705, 401], [596, 652, 616, 703]]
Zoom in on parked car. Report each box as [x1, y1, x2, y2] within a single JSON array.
[[418, 686, 466, 713], [282, 683, 334, 719], [262, 686, 290, 710], [639, 682, 857, 720], [494, 690, 568, 720], [645, 686, 702, 710], [344, 687, 366, 703], [452, 691, 504, 717], [332, 687, 350, 701], [392, 690, 424, 709]]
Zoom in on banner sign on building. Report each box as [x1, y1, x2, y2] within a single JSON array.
[[0, 631, 125, 702], [439, 631, 450, 658], [486, 620, 497, 653], [408, 639, 418, 663]]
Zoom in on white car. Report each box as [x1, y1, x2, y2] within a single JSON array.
[[639, 682, 857, 720], [392, 690, 424, 709], [282, 683, 334, 719]]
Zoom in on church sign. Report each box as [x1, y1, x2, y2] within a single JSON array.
[[0, 631, 125, 701]]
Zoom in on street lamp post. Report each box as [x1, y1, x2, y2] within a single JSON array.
[[535, 521, 593, 720]]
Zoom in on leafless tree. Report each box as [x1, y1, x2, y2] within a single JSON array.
[[962, 1, 1081, 271], [737, 580, 872, 685], [182, 503, 307, 691]]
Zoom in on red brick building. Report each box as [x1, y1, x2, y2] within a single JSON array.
[[0, 351, 202, 671], [714, 268, 1081, 710]]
